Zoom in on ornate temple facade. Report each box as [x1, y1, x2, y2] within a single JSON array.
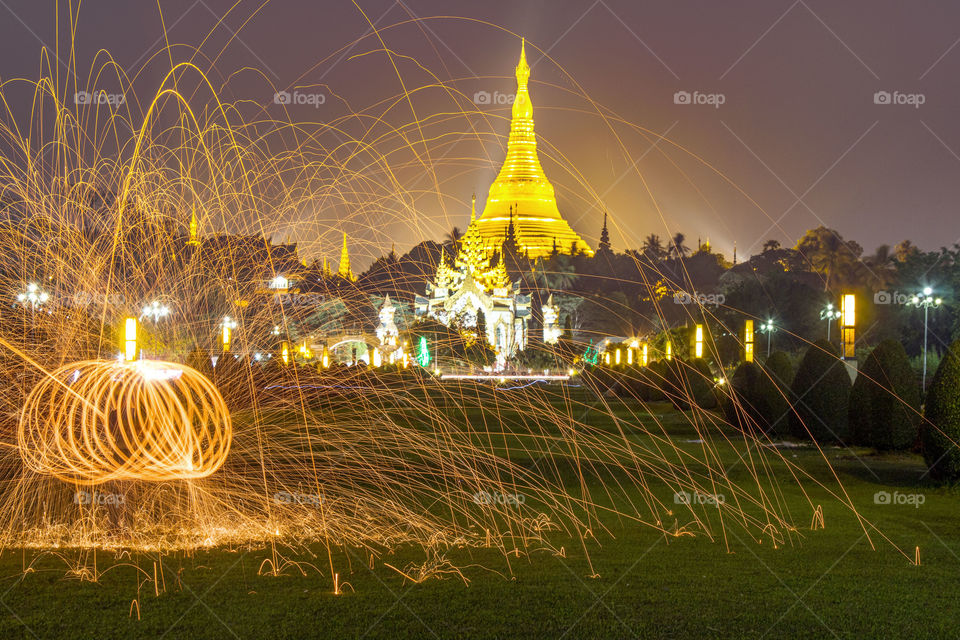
[[474, 40, 593, 258], [416, 198, 530, 358]]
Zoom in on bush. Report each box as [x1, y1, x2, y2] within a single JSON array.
[[665, 358, 717, 410], [642, 360, 668, 402], [789, 340, 852, 443], [849, 339, 920, 450], [724, 354, 793, 435], [922, 339, 960, 480], [763, 351, 794, 436]]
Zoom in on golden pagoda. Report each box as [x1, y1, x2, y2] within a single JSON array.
[[475, 39, 593, 258]]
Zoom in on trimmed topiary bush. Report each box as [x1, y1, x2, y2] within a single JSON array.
[[849, 339, 920, 450], [922, 339, 960, 480], [724, 361, 765, 429], [724, 355, 794, 435], [762, 351, 794, 436], [665, 358, 717, 410], [643, 360, 669, 402], [789, 340, 852, 443]]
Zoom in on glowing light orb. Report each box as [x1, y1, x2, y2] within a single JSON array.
[[18, 360, 232, 485]]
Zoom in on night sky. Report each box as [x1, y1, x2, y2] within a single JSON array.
[[1, 0, 959, 267]]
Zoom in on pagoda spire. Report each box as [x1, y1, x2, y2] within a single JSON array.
[[477, 38, 593, 258], [188, 206, 200, 246], [338, 232, 355, 281], [471, 193, 477, 223], [598, 211, 611, 252]]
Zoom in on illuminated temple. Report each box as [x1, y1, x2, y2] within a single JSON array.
[[416, 197, 530, 358], [474, 40, 593, 258]]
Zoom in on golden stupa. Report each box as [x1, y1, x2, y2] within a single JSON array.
[[475, 40, 593, 258]]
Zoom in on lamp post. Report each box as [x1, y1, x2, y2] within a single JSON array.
[[820, 303, 842, 342], [140, 300, 170, 356], [17, 282, 50, 311], [759, 320, 775, 357], [908, 287, 942, 393]]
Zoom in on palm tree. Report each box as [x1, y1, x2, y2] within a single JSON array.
[[530, 256, 578, 292], [865, 244, 897, 290], [445, 226, 463, 246], [641, 234, 666, 262], [668, 232, 689, 259], [762, 239, 782, 253], [795, 226, 863, 292]]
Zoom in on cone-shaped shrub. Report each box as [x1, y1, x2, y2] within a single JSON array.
[[789, 340, 851, 443], [724, 354, 793, 435], [849, 339, 920, 450], [763, 351, 794, 436], [922, 339, 960, 480], [665, 358, 716, 410]]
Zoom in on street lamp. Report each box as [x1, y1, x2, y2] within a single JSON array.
[[759, 320, 776, 357], [16, 282, 50, 311], [908, 287, 943, 393], [820, 303, 842, 342], [141, 300, 170, 323]]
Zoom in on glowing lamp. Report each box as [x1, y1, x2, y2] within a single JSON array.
[[744, 319, 754, 363], [694, 325, 704, 359], [641, 344, 648, 366], [124, 317, 137, 361], [280, 341, 289, 365], [840, 294, 855, 359], [666, 342, 673, 361]]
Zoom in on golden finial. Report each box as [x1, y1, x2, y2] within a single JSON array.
[[516, 37, 530, 87], [471, 193, 476, 222]]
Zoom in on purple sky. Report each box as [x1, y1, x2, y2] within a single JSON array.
[[1, 1, 959, 267]]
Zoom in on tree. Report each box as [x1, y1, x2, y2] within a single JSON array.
[[445, 227, 463, 246], [849, 339, 920, 449], [789, 340, 852, 442], [668, 232, 689, 259], [922, 339, 960, 480], [795, 226, 864, 292], [764, 351, 795, 435], [864, 244, 897, 291], [641, 234, 666, 262]]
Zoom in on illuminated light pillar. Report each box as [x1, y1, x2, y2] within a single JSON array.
[[627, 346, 633, 365], [840, 294, 856, 359], [641, 344, 649, 366], [221, 316, 237, 353], [694, 325, 704, 359], [280, 341, 289, 365], [604, 352, 611, 365], [744, 319, 754, 363], [666, 342, 672, 361], [615, 348, 622, 365], [321, 347, 330, 368], [124, 317, 137, 361]]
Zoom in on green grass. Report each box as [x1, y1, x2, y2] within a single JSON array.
[[1, 385, 955, 639]]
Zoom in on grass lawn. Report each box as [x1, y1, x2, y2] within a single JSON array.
[[0, 383, 955, 639]]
